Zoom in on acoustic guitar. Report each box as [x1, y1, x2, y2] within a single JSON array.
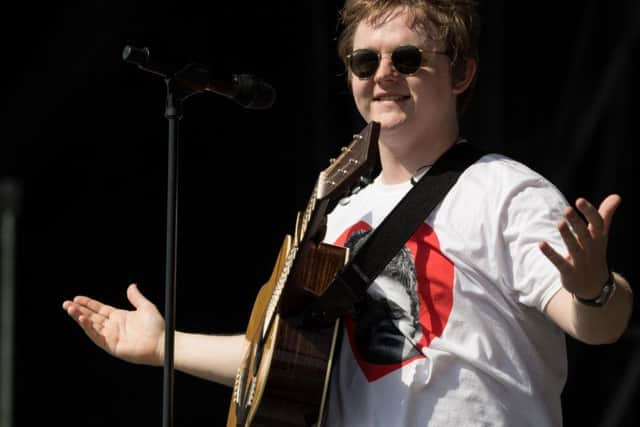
[[227, 121, 380, 427]]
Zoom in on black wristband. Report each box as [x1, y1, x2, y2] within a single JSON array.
[[574, 272, 616, 307]]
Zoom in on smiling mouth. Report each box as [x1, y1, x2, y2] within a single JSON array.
[[374, 95, 410, 102]]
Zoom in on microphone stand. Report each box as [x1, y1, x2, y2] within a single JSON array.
[[162, 76, 182, 427], [160, 73, 205, 427], [123, 45, 275, 427], [123, 46, 200, 427]]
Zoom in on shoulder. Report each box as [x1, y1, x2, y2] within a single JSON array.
[[467, 153, 549, 184], [462, 153, 565, 200], [441, 153, 569, 226]]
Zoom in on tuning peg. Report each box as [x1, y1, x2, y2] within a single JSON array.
[[329, 158, 336, 164], [352, 134, 364, 140]]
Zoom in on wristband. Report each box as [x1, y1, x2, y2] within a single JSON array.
[[574, 272, 616, 307]]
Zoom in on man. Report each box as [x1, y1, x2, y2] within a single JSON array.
[[63, 0, 633, 425]]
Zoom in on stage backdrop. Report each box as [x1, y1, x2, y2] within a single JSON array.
[[0, 1, 637, 426]]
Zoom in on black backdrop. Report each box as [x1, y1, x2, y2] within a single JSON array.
[[1, 1, 638, 426]]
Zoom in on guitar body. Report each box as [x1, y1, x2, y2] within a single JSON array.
[[227, 122, 380, 427], [227, 236, 347, 427]]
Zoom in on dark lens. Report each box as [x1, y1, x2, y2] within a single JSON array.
[[349, 49, 379, 78], [392, 45, 423, 74]]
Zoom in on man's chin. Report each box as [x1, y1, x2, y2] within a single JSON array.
[[377, 115, 409, 134]]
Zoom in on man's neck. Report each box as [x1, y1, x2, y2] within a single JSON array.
[[378, 125, 459, 185]]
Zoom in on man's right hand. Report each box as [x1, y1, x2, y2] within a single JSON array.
[[63, 283, 165, 366]]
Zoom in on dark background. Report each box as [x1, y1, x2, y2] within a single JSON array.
[[0, 1, 638, 426]]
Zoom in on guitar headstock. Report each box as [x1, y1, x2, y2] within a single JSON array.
[[316, 121, 380, 201]]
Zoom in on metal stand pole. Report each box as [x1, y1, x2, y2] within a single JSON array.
[[0, 180, 21, 427], [162, 78, 182, 427]]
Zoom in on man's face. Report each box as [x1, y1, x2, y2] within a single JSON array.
[[350, 7, 458, 140]]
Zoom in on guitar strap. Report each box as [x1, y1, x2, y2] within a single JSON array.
[[303, 141, 485, 329]]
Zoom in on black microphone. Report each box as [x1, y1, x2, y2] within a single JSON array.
[[122, 45, 276, 109]]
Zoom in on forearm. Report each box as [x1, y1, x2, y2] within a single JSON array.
[[172, 332, 247, 387], [547, 272, 633, 344]]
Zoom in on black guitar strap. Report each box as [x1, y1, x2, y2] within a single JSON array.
[[303, 141, 485, 328]]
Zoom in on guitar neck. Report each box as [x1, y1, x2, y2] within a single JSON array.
[[295, 123, 381, 246]]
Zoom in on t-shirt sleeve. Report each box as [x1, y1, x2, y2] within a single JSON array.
[[501, 177, 569, 311]]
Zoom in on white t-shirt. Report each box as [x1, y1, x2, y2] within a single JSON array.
[[323, 153, 568, 427]]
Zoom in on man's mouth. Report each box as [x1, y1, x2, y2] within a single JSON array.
[[373, 94, 410, 102]]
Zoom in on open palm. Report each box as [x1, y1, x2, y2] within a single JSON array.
[[63, 283, 165, 366]]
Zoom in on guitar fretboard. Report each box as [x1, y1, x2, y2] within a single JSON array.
[[262, 183, 318, 337]]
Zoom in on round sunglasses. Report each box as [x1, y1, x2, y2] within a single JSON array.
[[346, 45, 449, 79]]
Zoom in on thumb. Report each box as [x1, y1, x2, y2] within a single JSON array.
[[126, 283, 149, 309]]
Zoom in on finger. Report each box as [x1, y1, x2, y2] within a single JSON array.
[[64, 300, 85, 319], [65, 303, 110, 350], [539, 241, 572, 275], [127, 283, 150, 309], [66, 301, 109, 324], [575, 198, 604, 235], [72, 295, 115, 318], [65, 305, 109, 340], [77, 313, 102, 331], [77, 315, 108, 347], [598, 194, 621, 235], [558, 220, 582, 256], [564, 206, 591, 247]]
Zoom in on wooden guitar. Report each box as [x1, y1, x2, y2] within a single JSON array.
[[227, 121, 380, 427]]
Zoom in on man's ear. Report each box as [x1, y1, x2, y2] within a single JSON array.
[[452, 58, 477, 95]]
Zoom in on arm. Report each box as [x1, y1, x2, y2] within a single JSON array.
[[173, 332, 246, 386], [541, 194, 634, 344], [63, 283, 246, 387], [545, 272, 632, 344]]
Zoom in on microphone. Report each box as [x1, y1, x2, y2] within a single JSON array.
[[122, 45, 276, 109]]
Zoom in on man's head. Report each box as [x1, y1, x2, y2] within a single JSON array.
[[338, 0, 480, 114]]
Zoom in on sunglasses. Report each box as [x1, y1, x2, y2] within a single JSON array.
[[346, 45, 448, 79]]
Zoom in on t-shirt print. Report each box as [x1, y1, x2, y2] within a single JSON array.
[[334, 220, 455, 382]]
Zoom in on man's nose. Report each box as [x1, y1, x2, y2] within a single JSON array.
[[374, 54, 399, 81]]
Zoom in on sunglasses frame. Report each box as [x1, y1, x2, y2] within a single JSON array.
[[346, 45, 449, 79]]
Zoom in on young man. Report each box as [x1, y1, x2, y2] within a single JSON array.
[[63, 0, 633, 425]]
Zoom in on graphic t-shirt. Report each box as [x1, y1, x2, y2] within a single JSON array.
[[324, 153, 568, 427]]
